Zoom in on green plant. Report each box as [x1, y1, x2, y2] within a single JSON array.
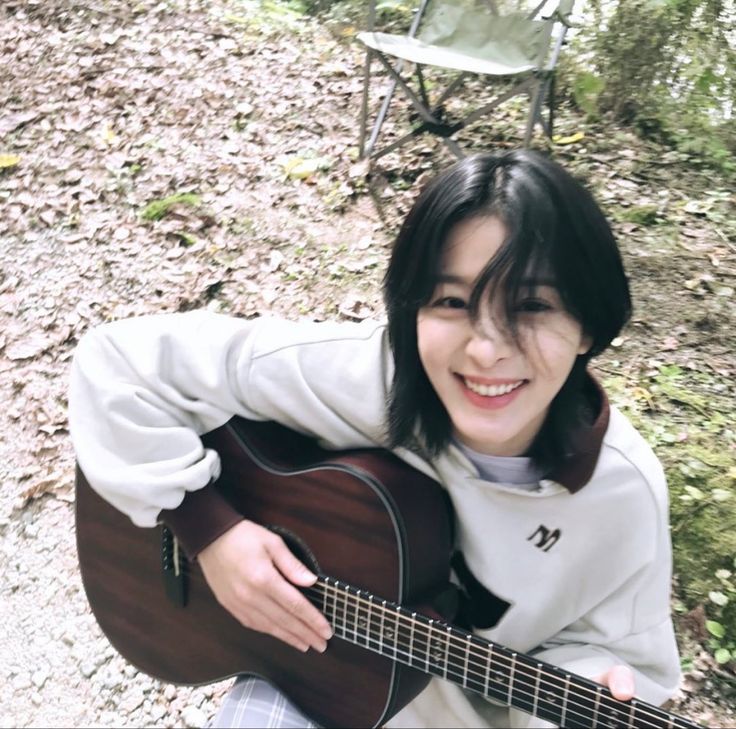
[[139, 193, 201, 221], [705, 559, 736, 666]]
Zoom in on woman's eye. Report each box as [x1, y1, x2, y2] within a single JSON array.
[[515, 298, 552, 313], [433, 296, 467, 310]]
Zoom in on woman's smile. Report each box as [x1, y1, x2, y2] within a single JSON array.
[[458, 375, 528, 409]]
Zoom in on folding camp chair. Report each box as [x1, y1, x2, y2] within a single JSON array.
[[356, 0, 575, 160]]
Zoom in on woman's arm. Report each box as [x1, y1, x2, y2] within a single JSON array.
[[69, 310, 390, 526], [69, 310, 390, 652]]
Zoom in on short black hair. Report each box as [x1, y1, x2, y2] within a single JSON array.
[[383, 150, 632, 470]]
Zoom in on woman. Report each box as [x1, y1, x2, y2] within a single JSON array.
[[69, 150, 681, 727]]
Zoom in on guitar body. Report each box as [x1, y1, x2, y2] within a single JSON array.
[[75, 418, 453, 728]]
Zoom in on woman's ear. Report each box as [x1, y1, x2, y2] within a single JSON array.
[[578, 333, 594, 356]]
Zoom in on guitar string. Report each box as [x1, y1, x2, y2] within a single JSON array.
[[309, 582, 688, 729], [323, 611, 671, 729], [313, 581, 687, 729], [318, 590, 684, 729], [167, 563, 686, 729]]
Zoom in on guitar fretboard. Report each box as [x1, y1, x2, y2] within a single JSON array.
[[305, 577, 696, 729]]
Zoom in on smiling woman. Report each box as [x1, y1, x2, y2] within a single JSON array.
[[385, 152, 631, 472], [69, 150, 681, 728]]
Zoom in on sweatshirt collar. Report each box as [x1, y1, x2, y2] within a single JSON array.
[[547, 373, 610, 494]]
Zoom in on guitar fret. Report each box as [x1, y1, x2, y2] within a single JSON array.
[[532, 662, 542, 718], [508, 652, 517, 705], [343, 584, 350, 640], [424, 620, 432, 674], [353, 589, 360, 643], [593, 684, 602, 725], [561, 673, 570, 727], [443, 626, 451, 680], [462, 633, 471, 688], [389, 602, 398, 660], [331, 580, 340, 636], [409, 612, 417, 669], [365, 594, 373, 648], [379, 599, 387, 656]]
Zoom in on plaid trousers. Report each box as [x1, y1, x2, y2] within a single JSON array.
[[209, 676, 320, 728]]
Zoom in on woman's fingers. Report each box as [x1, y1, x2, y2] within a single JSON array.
[[198, 520, 333, 652], [266, 538, 334, 642], [593, 665, 635, 701]]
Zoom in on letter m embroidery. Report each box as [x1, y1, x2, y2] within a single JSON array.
[[527, 524, 561, 552]]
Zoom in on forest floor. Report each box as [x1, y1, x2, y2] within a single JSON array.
[[1, 0, 734, 726]]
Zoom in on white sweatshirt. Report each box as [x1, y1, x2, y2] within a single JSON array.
[[68, 310, 681, 728]]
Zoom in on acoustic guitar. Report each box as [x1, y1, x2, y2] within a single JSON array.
[[75, 417, 698, 728]]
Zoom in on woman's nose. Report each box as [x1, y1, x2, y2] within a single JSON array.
[[465, 318, 514, 366]]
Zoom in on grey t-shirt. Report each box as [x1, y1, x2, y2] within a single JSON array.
[[454, 440, 543, 491]]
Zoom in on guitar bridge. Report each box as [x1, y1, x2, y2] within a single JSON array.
[[161, 526, 188, 607]]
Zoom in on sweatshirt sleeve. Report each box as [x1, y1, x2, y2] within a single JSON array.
[[69, 310, 391, 530]]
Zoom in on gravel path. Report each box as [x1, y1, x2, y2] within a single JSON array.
[[1, 492, 232, 728], [1, 3, 383, 725]]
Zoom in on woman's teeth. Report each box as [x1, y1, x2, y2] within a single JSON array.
[[464, 379, 524, 397]]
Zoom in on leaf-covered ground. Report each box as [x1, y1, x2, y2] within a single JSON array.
[[1, 0, 734, 726]]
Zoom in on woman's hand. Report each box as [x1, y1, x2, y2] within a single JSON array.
[[197, 520, 333, 653], [594, 664, 636, 701]]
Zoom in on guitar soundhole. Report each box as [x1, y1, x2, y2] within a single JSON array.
[[268, 526, 322, 575]]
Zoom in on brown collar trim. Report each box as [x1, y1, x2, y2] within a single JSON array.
[[547, 373, 610, 494]]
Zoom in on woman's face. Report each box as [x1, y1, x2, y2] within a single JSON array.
[[416, 216, 591, 456]]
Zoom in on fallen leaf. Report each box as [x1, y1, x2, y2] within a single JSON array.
[[553, 131, 585, 145], [0, 154, 21, 169]]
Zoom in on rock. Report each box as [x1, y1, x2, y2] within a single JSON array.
[[80, 660, 99, 678], [164, 684, 177, 700], [181, 706, 207, 727], [119, 687, 145, 713], [99, 667, 125, 689], [31, 668, 48, 688], [12, 674, 32, 691]]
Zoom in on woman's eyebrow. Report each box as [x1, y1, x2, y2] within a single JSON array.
[[435, 273, 472, 285], [519, 277, 557, 288]]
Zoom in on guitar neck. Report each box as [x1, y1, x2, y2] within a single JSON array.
[[306, 577, 696, 729]]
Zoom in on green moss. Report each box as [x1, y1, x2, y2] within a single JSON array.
[[618, 204, 660, 226], [140, 193, 201, 222], [603, 367, 736, 659]]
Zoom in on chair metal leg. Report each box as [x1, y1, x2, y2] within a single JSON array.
[[442, 137, 465, 159], [524, 77, 546, 147], [359, 0, 432, 159], [358, 51, 373, 158]]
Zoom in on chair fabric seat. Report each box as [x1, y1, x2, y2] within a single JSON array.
[[357, 31, 536, 76], [355, 1, 574, 159]]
